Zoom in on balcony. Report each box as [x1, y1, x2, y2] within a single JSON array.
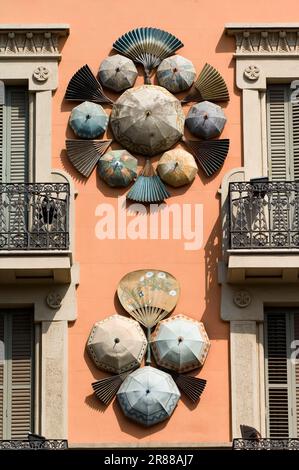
[[226, 181, 299, 283], [0, 182, 72, 284]]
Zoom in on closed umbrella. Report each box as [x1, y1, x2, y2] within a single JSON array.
[[185, 101, 227, 140], [110, 85, 185, 156], [157, 55, 196, 93], [69, 101, 109, 139], [117, 366, 180, 426], [98, 54, 138, 92], [87, 314, 147, 374], [151, 315, 210, 373], [157, 149, 197, 187], [97, 150, 137, 187]]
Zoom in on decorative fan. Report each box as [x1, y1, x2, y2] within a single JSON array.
[[92, 372, 130, 405], [65, 65, 113, 105], [172, 374, 207, 403], [183, 137, 230, 177], [182, 63, 230, 104], [113, 27, 184, 84], [66, 139, 112, 177], [127, 159, 170, 203]]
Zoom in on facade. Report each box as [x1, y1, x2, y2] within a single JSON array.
[[0, 0, 299, 449]]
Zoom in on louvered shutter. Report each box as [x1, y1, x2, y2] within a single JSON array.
[[0, 315, 4, 440], [0, 310, 33, 439], [0, 102, 3, 182], [294, 314, 299, 435], [267, 86, 290, 180], [265, 312, 290, 438]]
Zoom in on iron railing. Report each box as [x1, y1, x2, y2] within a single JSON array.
[[229, 181, 299, 249], [0, 439, 68, 450], [233, 438, 299, 450], [0, 182, 69, 250]]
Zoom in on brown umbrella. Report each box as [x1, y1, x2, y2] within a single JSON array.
[[157, 149, 198, 187], [87, 314, 147, 374], [110, 85, 185, 156]]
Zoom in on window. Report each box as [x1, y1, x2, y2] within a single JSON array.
[[265, 309, 299, 438], [0, 309, 34, 439], [267, 84, 299, 181], [0, 87, 29, 183]]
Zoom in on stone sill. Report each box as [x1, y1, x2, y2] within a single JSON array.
[[69, 442, 232, 449]]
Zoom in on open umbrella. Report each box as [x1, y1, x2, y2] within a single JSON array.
[[157, 149, 197, 187], [110, 85, 185, 156], [185, 101, 227, 139], [157, 55, 196, 93], [87, 314, 147, 374], [151, 315, 210, 373], [69, 101, 109, 139], [97, 150, 138, 187], [98, 54, 138, 92], [117, 366, 180, 426]]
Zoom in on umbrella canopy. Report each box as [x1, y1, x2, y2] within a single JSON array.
[[110, 85, 185, 156], [185, 101, 227, 139], [117, 366, 180, 426], [151, 315, 210, 373], [97, 150, 138, 187], [87, 314, 147, 374], [157, 55, 196, 93], [69, 101, 109, 139], [98, 54, 138, 92], [157, 148, 197, 187]]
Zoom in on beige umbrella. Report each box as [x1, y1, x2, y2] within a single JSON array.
[[157, 148, 197, 187], [110, 85, 185, 156], [98, 54, 138, 92], [87, 314, 147, 374]]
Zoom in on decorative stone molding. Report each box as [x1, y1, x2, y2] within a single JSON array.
[[233, 290, 252, 308], [225, 24, 299, 56], [46, 292, 62, 309], [0, 25, 69, 59], [244, 65, 260, 81], [33, 65, 50, 82]]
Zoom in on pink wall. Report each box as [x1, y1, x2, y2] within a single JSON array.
[[2, 0, 297, 445]]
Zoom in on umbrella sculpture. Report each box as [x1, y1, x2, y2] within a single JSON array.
[[157, 55, 196, 93], [69, 101, 109, 139], [87, 314, 147, 374], [157, 148, 198, 187], [98, 54, 138, 92], [185, 101, 227, 140], [110, 85, 185, 156], [97, 149, 138, 188], [151, 315, 210, 373], [117, 366, 180, 426]]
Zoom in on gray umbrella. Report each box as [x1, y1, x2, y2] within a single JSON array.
[[185, 101, 227, 139], [110, 85, 185, 156], [117, 366, 180, 426], [157, 55, 196, 93], [98, 54, 138, 92]]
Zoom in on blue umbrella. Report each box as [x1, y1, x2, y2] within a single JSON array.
[[117, 366, 180, 426], [69, 101, 109, 139]]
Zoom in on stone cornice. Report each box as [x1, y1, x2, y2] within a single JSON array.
[[225, 23, 299, 56], [0, 24, 69, 60]]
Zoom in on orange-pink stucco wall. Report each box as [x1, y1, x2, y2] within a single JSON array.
[[2, 0, 298, 445]]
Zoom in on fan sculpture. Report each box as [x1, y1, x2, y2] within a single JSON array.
[[88, 270, 209, 426], [65, 27, 230, 203]]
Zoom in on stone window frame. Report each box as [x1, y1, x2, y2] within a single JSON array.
[[0, 24, 77, 439], [220, 24, 299, 438]]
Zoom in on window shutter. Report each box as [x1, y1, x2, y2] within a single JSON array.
[[291, 97, 299, 180], [265, 312, 290, 438], [294, 314, 299, 435], [0, 310, 33, 439], [267, 86, 290, 181], [0, 103, 3, 182], [10, 312, 33, 439]]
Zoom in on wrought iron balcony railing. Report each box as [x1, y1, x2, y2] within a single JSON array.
[[233, 438, 299, 450], [229, 181, 299, 249], [0, 439, 68, 449], [0, 182, 69, 251]]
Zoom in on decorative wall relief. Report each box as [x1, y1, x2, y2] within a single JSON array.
[[87, 270, 209, 427], [65, 27, 230, 203]]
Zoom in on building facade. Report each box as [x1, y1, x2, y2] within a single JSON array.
[[0, 0, 298, 448]]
